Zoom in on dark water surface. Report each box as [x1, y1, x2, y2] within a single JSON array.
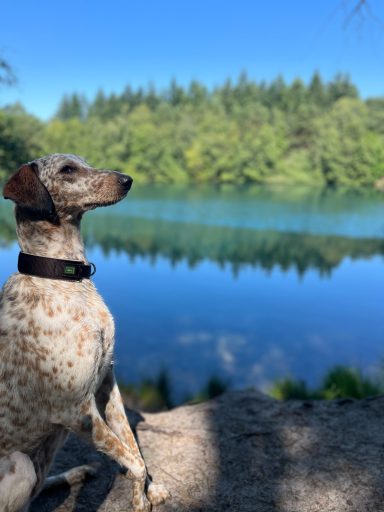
[[1, 186, 383, 402]]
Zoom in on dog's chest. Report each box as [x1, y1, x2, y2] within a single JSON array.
[[44, 286, 115, 393], [2, 276, 115, 403]]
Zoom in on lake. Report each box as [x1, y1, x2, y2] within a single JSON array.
[[0, 185, 383, 403]]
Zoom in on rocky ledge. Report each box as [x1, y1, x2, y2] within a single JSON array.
[[32, 391, 384, 512]]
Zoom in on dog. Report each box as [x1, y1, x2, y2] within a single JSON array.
[[0, 154, 169, 511]]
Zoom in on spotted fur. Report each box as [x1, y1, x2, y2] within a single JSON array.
[[0, 154, 169, 511]]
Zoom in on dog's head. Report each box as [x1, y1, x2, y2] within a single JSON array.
[[3, 154, 133, 222]]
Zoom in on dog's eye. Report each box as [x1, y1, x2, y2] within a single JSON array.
[[60, 165, 77, 174]]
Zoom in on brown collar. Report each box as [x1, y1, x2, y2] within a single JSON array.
[[18, 252, 96, 281]]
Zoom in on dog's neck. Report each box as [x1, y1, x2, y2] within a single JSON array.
[[16, 210, 87, 262]]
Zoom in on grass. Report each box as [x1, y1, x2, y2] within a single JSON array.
[[118, 365, 383, 412], [268, 365, 382, 400], [118, 372, 229, 412]]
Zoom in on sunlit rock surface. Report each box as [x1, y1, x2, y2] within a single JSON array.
[[32, 391, 384, 512]]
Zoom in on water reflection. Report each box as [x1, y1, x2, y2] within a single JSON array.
[[82, 216, 384, 276], [1, 193, 383, 277]]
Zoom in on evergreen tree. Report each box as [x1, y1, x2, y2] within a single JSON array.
[[145, 83, 160, 110], [55, 93, 87, 120], [167, 79, 186, 106], [188, 80, 208, 107], [327, 73, 358, 103], [88, 89, 107, 119], [309, 71, 326, 107]]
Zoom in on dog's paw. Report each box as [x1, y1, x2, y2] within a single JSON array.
[[147, 482, 171, 506]]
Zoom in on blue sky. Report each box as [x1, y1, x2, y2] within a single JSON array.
[[1, 0, 384, 119]]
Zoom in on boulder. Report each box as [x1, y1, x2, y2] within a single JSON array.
[[31, 391, 384, 512]]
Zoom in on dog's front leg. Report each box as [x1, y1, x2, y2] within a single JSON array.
[[69, 396, 150, 512], [95, 367, 170, 506]]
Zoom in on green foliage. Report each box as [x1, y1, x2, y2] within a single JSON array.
[[1, 72, 383, 185], [55, 93, 88, 120], [119, 369, 172, 412], [313, 99, 384, 186], [269, 366, 382, 400], [119, 365, 381, 412], [0, 104, 43, 177], [118, 372, 229, 411], [321, 366, 381, 399], [190, 376, 230, 404], [269, 378, 310, 400]]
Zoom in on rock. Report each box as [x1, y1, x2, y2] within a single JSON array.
[[31, 391, 384, 512]]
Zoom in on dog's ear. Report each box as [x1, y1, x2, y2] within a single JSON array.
[[3, 163, 56, 219]]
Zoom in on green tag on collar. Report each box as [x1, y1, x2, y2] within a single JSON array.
[[64, 265, 76, 275]]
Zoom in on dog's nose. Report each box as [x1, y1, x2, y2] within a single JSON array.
[[118, 174, 133, 190]]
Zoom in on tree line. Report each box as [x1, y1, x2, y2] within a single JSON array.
[[1, 72, 384, 186]]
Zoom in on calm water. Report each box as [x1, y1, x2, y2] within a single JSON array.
[[0, 186, 383, 402]]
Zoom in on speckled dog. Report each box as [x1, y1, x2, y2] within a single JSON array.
[[0, 154, 169, 512]]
